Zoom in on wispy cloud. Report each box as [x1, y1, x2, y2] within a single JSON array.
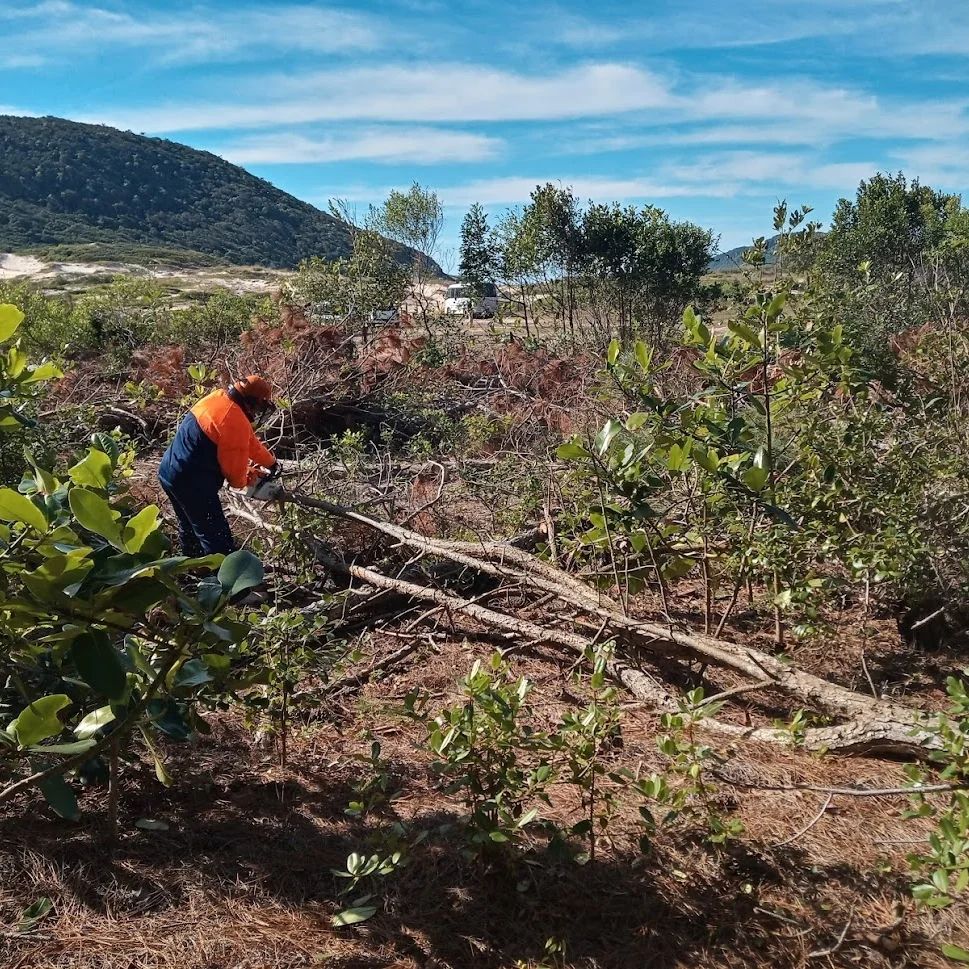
[[543, 0, 969, 57], [213, 128, 503, 165], [1, 2, 384, 65], [890, 144, 969, 191], [84, 64, 672, 132], [427, 151, 886, 208], [436, 175, 741, 207], [0, 53, 46, 70]]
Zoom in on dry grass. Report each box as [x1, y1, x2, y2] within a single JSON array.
[[2, 616, 967, 968]]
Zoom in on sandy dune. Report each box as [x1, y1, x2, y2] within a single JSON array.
[[0, 253, 46, 277], [0, 251, 280, 294]]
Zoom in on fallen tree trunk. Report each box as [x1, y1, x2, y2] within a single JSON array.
[[245, 490, 941, 755]]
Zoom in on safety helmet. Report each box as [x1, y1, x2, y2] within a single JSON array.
[[233, 375, 273, 403], [229, 374, 274, 423]]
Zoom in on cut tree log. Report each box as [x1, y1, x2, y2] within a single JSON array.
[[245, 490, 942, 756]]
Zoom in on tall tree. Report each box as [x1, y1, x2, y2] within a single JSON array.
[[524, 184, 583, 337], [822, 173, 954, 288], [819, 172, 963, 369], [495, 209, 540, 336], [580, 203, 713, 345], [459, 203, 496, 294]]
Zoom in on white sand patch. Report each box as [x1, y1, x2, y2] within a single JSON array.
[[0, 253, 45, 277]]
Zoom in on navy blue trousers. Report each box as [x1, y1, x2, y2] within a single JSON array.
[[159, 478, 236, 557]]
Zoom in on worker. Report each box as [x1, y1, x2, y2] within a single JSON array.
[[158, 375, 278, 556]]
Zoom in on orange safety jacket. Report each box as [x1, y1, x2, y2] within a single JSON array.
[[158, 389, 273, 492]]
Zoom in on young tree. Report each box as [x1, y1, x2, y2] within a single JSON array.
[[495, 209, 540, 336], [524, 184, 583, 338], [580, 203, 714, 345], [459, 203, 497, 304], [369, 183, 444, 331]]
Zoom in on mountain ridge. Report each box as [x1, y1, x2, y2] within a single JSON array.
[[708, 234, 782, 272], [0, 115, 437, 272]]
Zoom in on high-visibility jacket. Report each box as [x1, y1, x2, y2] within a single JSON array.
[[158, 390, 273, 492]]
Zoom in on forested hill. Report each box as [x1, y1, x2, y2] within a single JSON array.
[[708, 234, 781, 271], [0, 115, 368, 269]]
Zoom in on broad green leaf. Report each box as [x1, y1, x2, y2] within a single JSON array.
[[69, 488, 123, 548], [23, 360, 63, 384], [7, 345, 28, 378], [634, 340, 651, 370], [743, 448, 771, 492], [556, 441, 590, 461], [332, 904, 378, 927], [28, 739, 95, 755], [667, 441, 692, 473], [0, 487, 48, 533], [606, 338, 620, 365], [516, 807, 538, 828], [661, 556, 694, 581], [14, 897, 53, 934], [68, 449, 113, 489], [24, 550, 94, 599], [626, 412, 649, 431], [71, 633, 127, 701], [0, 303, 24, 342], [74, 705, 116, 740], [38, 773, 80, 821], [218, 550, 264, 599], [594, 419, 621, 456], [24, 450, 58, 495], [123, 505, 161, 553], [9, 695, 71, 748], [139, 727, 173, 786], [693, 447, 720, 473], [728, 320, 762, 349], [766, 291, 788, 321], [942, 943, 969, 963], [147, 699, 192, 741], [173, 658, 212, 689], [743, 466, 769, 492]]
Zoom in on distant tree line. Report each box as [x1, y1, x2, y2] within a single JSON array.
[[459, 184, 716, 344]]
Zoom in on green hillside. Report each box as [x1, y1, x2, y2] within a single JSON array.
[[0, 115, 359, 269]]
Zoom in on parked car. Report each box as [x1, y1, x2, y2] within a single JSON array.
[[444, 282, 498, 319], [369, 307, 400, 324]]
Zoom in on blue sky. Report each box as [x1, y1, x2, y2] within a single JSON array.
[[1, 0, 967, 268]]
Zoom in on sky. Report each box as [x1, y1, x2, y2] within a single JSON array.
[[1, 0, 967, 268]]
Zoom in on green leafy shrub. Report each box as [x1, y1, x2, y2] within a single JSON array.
[[0, 302, 257, 822]]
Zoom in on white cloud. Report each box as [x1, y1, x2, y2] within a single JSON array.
[[85, 63, 673, 132], [81, 59, 968, 159], [435, 175, 742, 207], [1, 2, 384, 64], [544, 0, 969, 57], [890, 144, 969, 191], [427, 152, 889, 209], [0, 53, 47, 69], [213, 127, 503, 165]]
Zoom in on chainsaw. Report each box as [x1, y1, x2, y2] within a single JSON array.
[[245, 463, 285, 502]]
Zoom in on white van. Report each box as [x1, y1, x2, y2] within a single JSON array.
[[444, 282, 498, 319]]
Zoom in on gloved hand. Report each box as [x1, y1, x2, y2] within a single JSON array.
[[266, 460, 281, 480]]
